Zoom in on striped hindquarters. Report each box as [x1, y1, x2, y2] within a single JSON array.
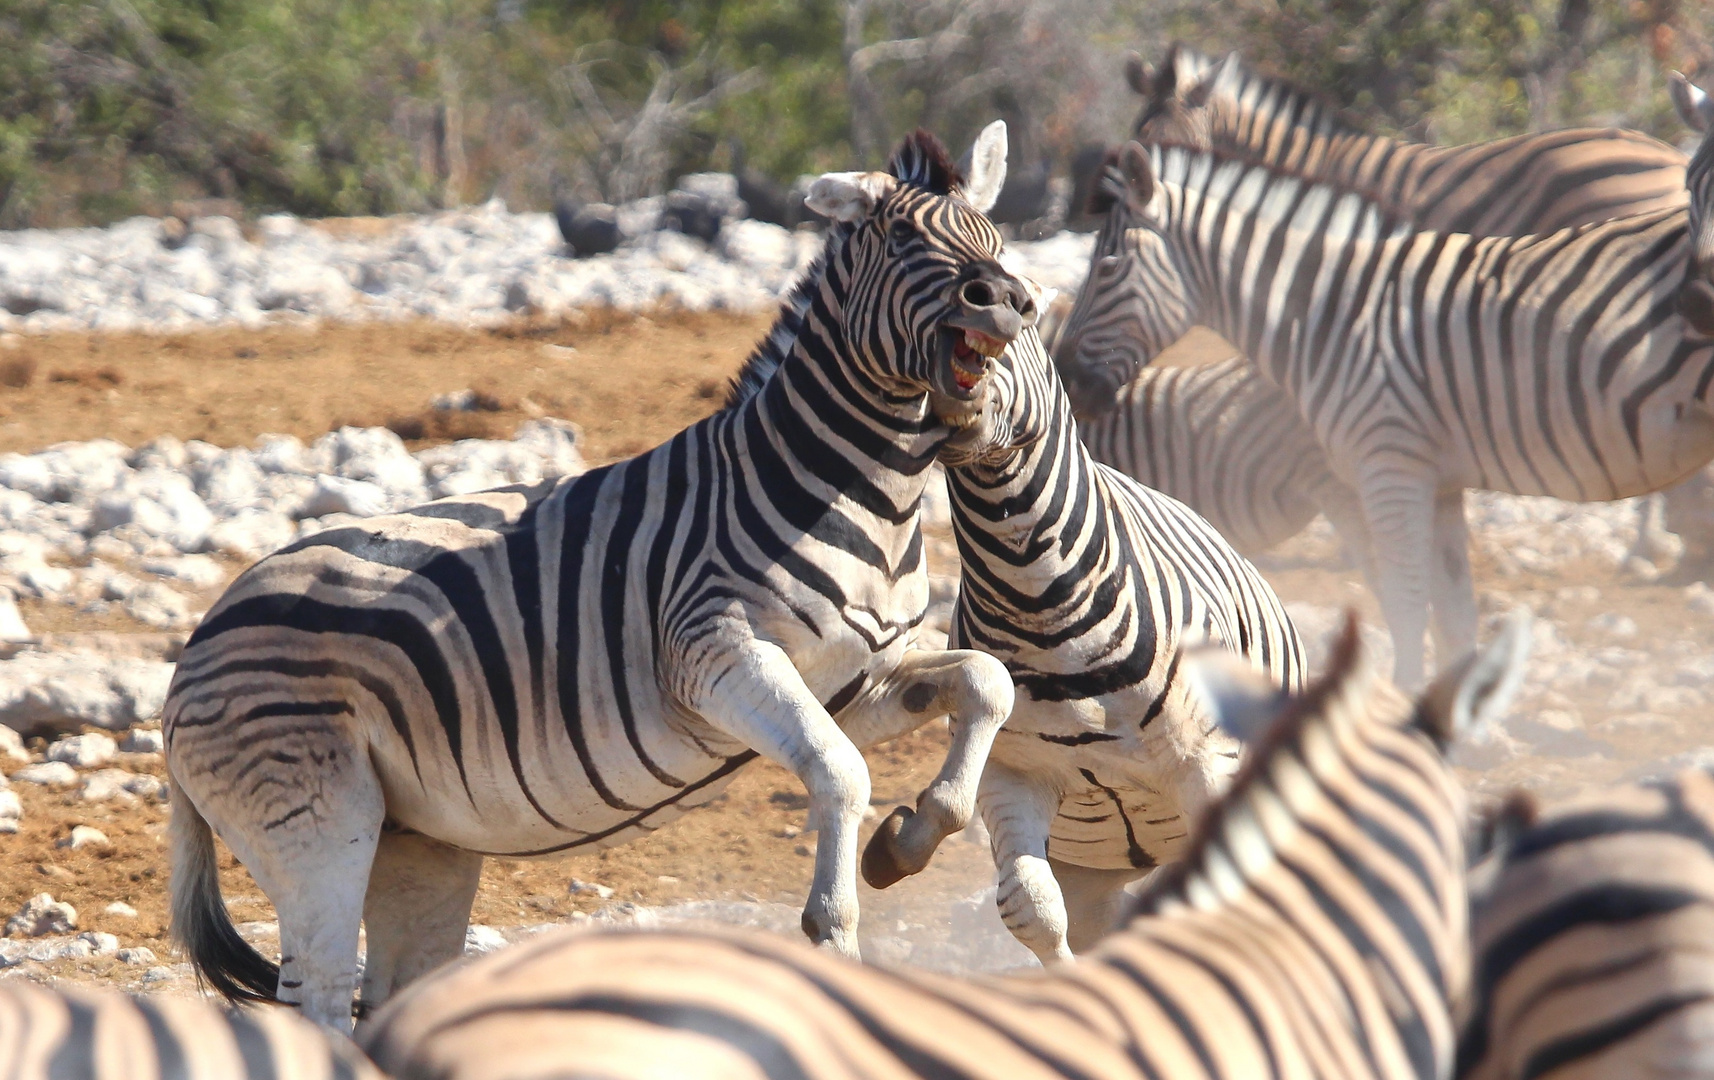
[[1460, 773, 1714, 1080], [1079, 355, 1329, 556], [0, 981, 382, 1080]]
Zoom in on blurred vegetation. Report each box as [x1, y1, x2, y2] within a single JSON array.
[[0, 0, 1710, 228]]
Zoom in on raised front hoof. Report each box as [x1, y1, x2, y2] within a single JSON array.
[[861, 806, 917, 889]]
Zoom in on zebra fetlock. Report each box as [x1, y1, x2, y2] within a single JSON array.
[[165, 123, 1036, 1030]]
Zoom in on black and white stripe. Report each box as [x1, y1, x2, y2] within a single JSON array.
[[164, 126, 1036, 1029], [1055, 136, 1714, 687], [1459, 775, 1714, 1079], [1129, 43, 1688, 236], [356, 613, 1531, 1080], [0, 981, 382, 1079], [924, 323, 1306, 961], [1079, 354, 1367, 559]]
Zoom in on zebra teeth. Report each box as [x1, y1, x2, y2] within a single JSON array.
[[963, 329, 1007, 358]]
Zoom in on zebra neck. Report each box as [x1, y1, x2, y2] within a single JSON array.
[[946, 406, 1125, 635]]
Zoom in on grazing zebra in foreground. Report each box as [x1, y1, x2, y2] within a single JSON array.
[[0, 981, 383, 1079], [166, 124, 1036, 1030], [1126, 43, 1688, 237], [1055, 136, 1714, 687], [358, 612, 1531, 1080], [1458, 776, 1714, 1079], [1080, 355, 1368, 559]]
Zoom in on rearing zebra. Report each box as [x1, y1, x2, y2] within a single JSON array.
[[1056, 134, 1714, 686], [358, 612, 1532, 1080], [165, 125, 1035, 1030]]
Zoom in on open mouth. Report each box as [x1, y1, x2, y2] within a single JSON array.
[[944, 327, 1006, 393]]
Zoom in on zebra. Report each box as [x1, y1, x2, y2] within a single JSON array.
[[164, 123, 1038, 1030], [355, 610, 1532, 1080], [1079, 354, 1369, 560], [928, 306, 1306, 962], [1053, 135, 1714, 687], [1126, 43, 1689, 237], [1458, 775, 1714, 1079], [0, 981, 383, 1080]]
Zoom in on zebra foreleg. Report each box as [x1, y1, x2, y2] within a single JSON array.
[[357, 829, 484, 1026], [855, 649, 1015, 889], [1430, 489, 1478, 663], [1360, 470, 1437, 687], [977, 760, 1074, 964], [684, 637, 871, 958], [1047, 857, 1145, 953]]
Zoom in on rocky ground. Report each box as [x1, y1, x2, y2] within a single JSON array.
[[0, 225, 1708, 1002]]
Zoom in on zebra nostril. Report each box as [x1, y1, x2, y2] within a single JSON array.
[[960, 280, 997, 308]]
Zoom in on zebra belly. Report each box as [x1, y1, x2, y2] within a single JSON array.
[[1048, 780, 1193, 871]]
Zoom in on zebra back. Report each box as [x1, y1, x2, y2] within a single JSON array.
[[1132, 43, 1688, 236], [1078, 355, 1331, 555], [1459, 775, 1714, 1080], [0, 981, 382, 1080], [360, 613, 1530, 1080]]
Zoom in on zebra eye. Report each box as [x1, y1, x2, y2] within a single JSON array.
[[886, 218, 918, 251]]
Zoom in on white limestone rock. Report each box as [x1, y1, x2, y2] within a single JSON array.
[[0, 651, 173, 735], [205, 510, 297, 559], [464, 924, 508, 955], [47, 732, 116, 769], [0, 789, 21, 833], [0, 724, 26, 764], [123, 581, 196, 630], [6, 893, 76, 937], [299, 474, 392, 519], [57, 825, 110, 850], [119, 727, 163, 754], [139, 553, 226, 589], [0, 588, 30, 642], [104, 902, 138, 919], [10, 762, 77, 787], [117, 947, 157, 965]]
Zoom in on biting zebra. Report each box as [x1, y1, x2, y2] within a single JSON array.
[[1055, 128, 1714, 686], [1458, 774, 1714, 1079], [165, 124, 1037, 1030], [731, 234, 1306, 960], [0, 981, 383, 1080], [357, 611, 1531, 1080]]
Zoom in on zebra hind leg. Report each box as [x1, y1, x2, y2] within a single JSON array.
[[1047, 857, 1144, 954], [357, 829, 484, 1026], [855, 649, 1015, 888], [1359, 470, 1438, 688]]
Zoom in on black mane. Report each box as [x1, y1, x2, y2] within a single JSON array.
[[888, 130, 964, 194]]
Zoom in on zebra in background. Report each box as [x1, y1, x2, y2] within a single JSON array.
[[923, 301, 1305, 961], [1125, 43, 1688, 236], [165, 124, 1037, 1030], [0, 981, 383, 1080], [357, 611, 1531, 1080], [1458, 776, 1714, 1079], [1080, 355, 1368, 560], [1055, 136, 1714, 686]]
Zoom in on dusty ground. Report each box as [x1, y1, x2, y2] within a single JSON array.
[[0, 315, 1702, 994]]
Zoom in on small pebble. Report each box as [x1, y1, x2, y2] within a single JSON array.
[[568, 879, 614, 900], [104, 901, 138, 919], [58, 825, 111, 851], [6, 893, 77, 937], [464, 925, 507, 954], [119, 728, 164, 754], [140, 965, 177, 984], [117, 946, 157, 965], [10, 762, 77, 787], [47, 733, 118, 770]]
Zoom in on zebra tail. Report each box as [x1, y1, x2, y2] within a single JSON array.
[[168, 787, 280, 1004]]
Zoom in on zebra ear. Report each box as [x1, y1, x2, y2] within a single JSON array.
[[1184, 648, 1290, 744], [1124, 52, 1153, 97], [963, 121, 1009, 214], [805, 171, 899, 222], [1669, 72, 1714, 135], [1416, 607, 1533, 749], [1186, 51, 1241, 108], [1117, 142, 1156, 214]]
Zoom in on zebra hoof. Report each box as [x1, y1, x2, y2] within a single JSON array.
[[861, 806, 915, 889]]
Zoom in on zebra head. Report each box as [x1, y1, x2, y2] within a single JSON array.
[[805, 123, 1038, 430], [1670, 71, 1714, 336], [1125, 42, 1230, 148], [937, 275, 1063, 470], [1052, 142, 1199, 419]]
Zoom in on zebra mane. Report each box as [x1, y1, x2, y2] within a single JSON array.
[[1139, 43, 1367, 142], [720, 231, 840, 411], [888, 130, 965, 194], [1130, 614, 1371, 915]]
